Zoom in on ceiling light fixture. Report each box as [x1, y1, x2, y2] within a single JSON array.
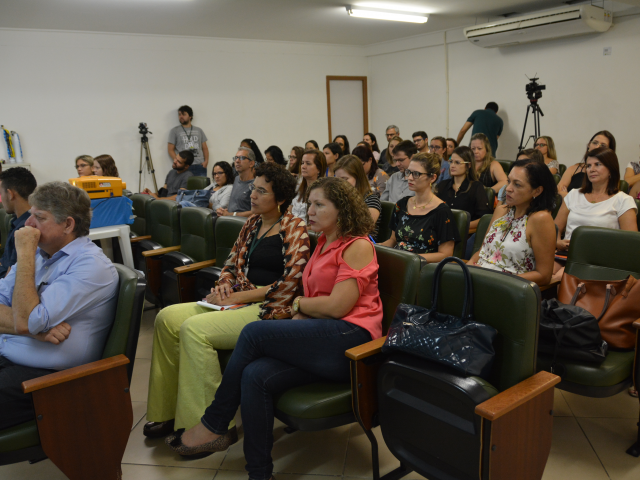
[[346, 6, 429, 24]]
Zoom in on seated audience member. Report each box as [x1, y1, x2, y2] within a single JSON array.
[[0, 182, 118, 430], [288, 146, 304, 177], [412, 131, 429, 154], [379, 125, 400, 167], [165, 177, 380, 475], [557, 130, 616, 198], [0, 167, 37, 277], [322, 142, 342, 177], [241, 139, 264, 164], [290, 149, 327, 219], [381, 153, 460, 262], [92, 154, 119, 177], [534, 136, 559, 175], [208, 161, 235, 211], [333, 135, 351, 155], [144, 150, 194, 200], [436, 146, 491, 231], [352, 144, 388, 198], [624, 145, 640, 198], [217, 147, 256, 217], [144, 162, 309, 439], [305, 140, 319, 151], [496, 149, 545, 207], [334, 155, 382, 239], [430, 136, 451, 184], [553, 147, 637, 281], [380, 140, 417, 204], [468, 158, 557, 286], [363, 132, 381, 161], [382, 135, 402, 175], [472, 133, 508, 193], [264, 146, 287, 166], [75, 155, 94, 177], [446, 138, 458, 160]]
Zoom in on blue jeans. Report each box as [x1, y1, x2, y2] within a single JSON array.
[[189, 164, 207, 176], [201, 319, 372, 480]]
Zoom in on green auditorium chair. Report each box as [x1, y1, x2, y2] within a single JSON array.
[[619, 179, 630, 194], [552, 193, 563, 219], [0, 264, 146, 479], [537, 226, 640, 457], [186, 176, 211, 191], [558, 163, 567, 177], [553, 174, 561, 185], [272, 247, 421, 432], [377, 201, 396, 243], [484, 187, 495, 210], [451, 209, 470, 259], [129, 193, 154, 238], [472, 213, 494, 256], [497, 159, 513, 175], [635, 199, 640, 230], [347, 261, 559, 480]]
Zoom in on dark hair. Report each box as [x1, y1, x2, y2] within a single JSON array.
[[351, 144, 378, 181], [364, 132, 380, 153], [333, 135, 350, 155], [446, 138, 459, 149], [412, 131, 428, 140], [305, 140, 319, 150], [241, 138, 265, 164], [178, 105, 193, 118], [298, 149, 328, 201], [485, 102, 499, 113], [394, 140, 418, 159], [212, 161, 235, 187], [177, 150, 195, 166], [510, 158, 558, 215], [264, 145, 287, 166], [582, 130, 616, 162], [517, 149, 544, 164], [580, 147, 620, 196], [442, 146, 477, 195], [94, 154, 119, 177], [0, 167, 37, 200], [289, 146, 304, 175], [255, 162, 298, 213], [323, 142, 343, 157]]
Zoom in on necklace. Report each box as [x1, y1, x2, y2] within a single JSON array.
[[412, 195, 435, 210]]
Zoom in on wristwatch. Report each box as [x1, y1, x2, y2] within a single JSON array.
[[292, 296, 302, 314], [233, 212, 237, 217]]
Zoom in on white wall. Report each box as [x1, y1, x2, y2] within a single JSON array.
[[0, 29, 368, 189], [367, 15, 640, 171]]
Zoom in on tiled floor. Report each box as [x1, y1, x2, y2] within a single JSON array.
[[3, 308, 640, 480]]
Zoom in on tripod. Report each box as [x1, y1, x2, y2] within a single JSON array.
[[517, 100, 544, 156], [138, 130, 158, 193]]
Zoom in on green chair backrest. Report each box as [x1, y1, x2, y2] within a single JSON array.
[[375, 246, 421, 334], [636, 199, 640, 230], [472, 214, 494, 255], [484, 187, 495, 210], [553, 174, 561, 185], [146, 199, 181, 247], [619, 179, 630, 194], [101, 264, 146, 381], [377, 201, 395, 243], [497, 160, 513, 175], [552, 193, 562, 219], [450, 209, 469, 259], [566, 226, 640, 281], [558, 163, 567, 177], [417, 263, 540, 392], [186, 176, 211, 191], [130, 193, 154, 237], [215, 216, 248, 264], [180, 207, 216, 263]]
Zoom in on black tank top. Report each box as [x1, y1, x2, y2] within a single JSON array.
[[568, 163, 586, 192], [247, 234, 284, 287], [478, 168, 494, 188]]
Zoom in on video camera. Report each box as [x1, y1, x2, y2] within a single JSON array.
[[138, 122, 151, 135], [525, 77, 545, 102]]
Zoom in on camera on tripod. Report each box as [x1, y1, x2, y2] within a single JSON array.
[[138, 122, 150, 135], [525, 77, 546, 102]]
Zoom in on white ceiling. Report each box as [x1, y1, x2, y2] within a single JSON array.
[[0, 0, 637, 46]]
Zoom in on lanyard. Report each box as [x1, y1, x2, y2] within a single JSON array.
[[247, 216, 283, 264], [181, 125, 193, 142]]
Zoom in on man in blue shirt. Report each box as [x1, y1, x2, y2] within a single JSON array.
[[0, 167, 37, 277], [0, 182, 119, 430], [456, 102, 504, 156]]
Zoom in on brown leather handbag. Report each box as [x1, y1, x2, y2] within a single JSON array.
[[558, 273, 640, 350]]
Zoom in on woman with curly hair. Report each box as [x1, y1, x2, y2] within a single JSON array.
[[166, 177, 382, 478], [92, 155, 119, 177], [144, 162, 310, 440]]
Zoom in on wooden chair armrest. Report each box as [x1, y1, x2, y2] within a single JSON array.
[[142, 245, 181, 257], [130, 235, 152, 243], [346, 337, 386, 361], [475, 370, 560, 421], [540, 279, 560, 292], [174, 259, 216, 274], [633, 320, 640, 330], [22, 355, 130, 393]]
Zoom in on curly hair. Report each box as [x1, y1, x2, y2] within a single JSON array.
[[94, 155, 119, 177], [307, 177, 374, 238], [254, 162, 298, 213], [212, 160, 235, 187]]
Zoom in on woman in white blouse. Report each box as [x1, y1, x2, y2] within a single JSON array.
[[208, 161, 235, 211], [554, 147, 637, 280]]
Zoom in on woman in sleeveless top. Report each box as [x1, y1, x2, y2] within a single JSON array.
[[534, 136, 560, 175], [469, 158, 557, 286], [624, 149, 640, 198], [471, 133, 507, 194], [557, 130, 616, 198]]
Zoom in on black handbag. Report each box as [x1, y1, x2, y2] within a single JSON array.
[[538, 298, 608, 374], [382, 257, 497, 378]]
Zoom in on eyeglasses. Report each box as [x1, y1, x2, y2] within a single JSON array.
[[590, 140, 608, 148], [76, 163, 90, 169], [288, 155, 297, 160], [249, 184, 274, 196], [213, 171, 225, 177], [450, 160, 469, 166], [534, 143, 547, 148], [404, 169, 429, 179], [429, 145, 442, 151], [232, 156, 251, 162]]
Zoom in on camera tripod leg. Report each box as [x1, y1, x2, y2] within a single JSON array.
[[518, 104, 532, 154]]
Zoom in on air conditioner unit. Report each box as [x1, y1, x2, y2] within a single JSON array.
[[464, 5, 612, 48]]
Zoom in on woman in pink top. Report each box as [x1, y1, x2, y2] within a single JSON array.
[[167, 177, 382, 478]]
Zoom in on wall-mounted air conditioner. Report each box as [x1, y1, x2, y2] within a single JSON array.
[[464, 5, 612, 48]]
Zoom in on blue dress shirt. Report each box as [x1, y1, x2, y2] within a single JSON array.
[[0, 236, 118, 370]]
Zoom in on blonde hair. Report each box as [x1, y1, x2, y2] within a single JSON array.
[[387, 135, 403, 166], [537, 136, 557, 160], [75, 155, 94, 167], [410, 153, 441, 183], [334, 155, 373, 198], [470, 133, 494, 174]]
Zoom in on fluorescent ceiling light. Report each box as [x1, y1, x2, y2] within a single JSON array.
[[347, 6, 429, 23], [354, 3, 433, 14]]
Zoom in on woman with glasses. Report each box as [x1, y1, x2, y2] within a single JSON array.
[[352, 144, 388, 198], [534, 136, 559, 175], [290, 149, 327, 219], [468, 157, 557, 285], [383, 135, 403, 175], [74, 155, 94, 177], [288, 146, 304, 176], [557, 131, 616, 198], [430, 136, 451, 184], [380, 153, 460, 262], [472, 133, 507, 194], [207, 161, 235, 211], [144, 162, 309, 441], [363, 132, 381, 161]]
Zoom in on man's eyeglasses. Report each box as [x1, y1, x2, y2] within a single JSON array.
[[249, 184, 274, 196], [429, 145, 442, 151], [450, 160, 469, 166], [404, 170, 429, 179], [534, 143, 547, 148], [76, 163, 90, 169], [232, 156, 251, 162]]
